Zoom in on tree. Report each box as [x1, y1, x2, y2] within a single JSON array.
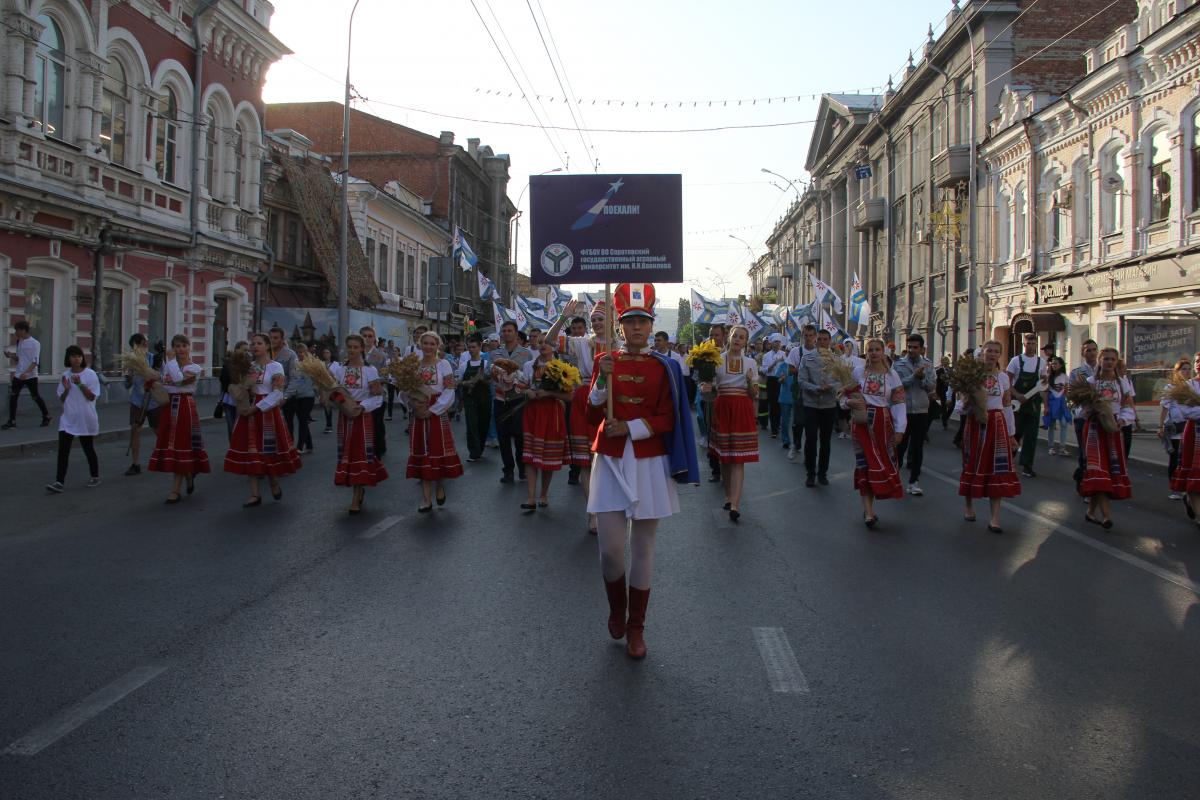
[[676, 297, 691, 340], [677, 322, 710, 349]]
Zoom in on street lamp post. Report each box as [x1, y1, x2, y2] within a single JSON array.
[[760, 168, 803, 199], [338, 0, 364, 347]]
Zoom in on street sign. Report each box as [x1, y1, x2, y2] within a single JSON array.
[[854, 164, 872, 179], [528, 174, 683, 285], [427, 256, 452, 313]]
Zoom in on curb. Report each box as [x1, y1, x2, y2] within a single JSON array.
[[0, 417, 227, 460]]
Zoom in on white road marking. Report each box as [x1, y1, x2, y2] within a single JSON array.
[[752, 627, 810, 693], [3, 664, 169, 756], [922, 467, 1200, 597], [356, 514, 403, 540], [748, 472, 851, 503]]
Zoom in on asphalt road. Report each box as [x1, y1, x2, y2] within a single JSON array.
[[1, 415, 1199, 799]]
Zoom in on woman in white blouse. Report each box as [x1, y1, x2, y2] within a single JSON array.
[[844, 339, 906, 528], [404, 331, 463, 512], [1166, 359, 1200, 524], [958, 340, 1021, 533], [148, 334, 211, 503], [222, 332, 302, 507], [1080, 347, 1134, 529], [45, 345, 101, 493], [699, 324, 759, 522], [329, 333, 388, 514]]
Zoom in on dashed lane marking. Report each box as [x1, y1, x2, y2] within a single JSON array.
[[356, 514, 403, 540], [2, 663, 169, 756], [752, 627, 810, 693], [921, 467, 1200, 598]]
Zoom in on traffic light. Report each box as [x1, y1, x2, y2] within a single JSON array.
[[466, 318, 477, 336]]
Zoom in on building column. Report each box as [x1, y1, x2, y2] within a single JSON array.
[[1122, 147, 1139, 255], [844, 171, 858, 320], [1090, 162, 1103, 263], [820, 189, 833, 288], [1169, 128, 1186, 246]]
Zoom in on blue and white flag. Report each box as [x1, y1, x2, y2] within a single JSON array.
[[492, 301, 518, 331], [808, 272, 843, 315], [690, 289, 729, 326], [848, 273, 871, 328], [477, 270, 498, 301], [819, 307, 852, 347], [453, 227, 479, 272], [516, 296, 555, 331], [549, 285, 573, 315]]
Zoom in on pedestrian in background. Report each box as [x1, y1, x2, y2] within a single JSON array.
[[491, 321, 534, 484], [1070, 339, 1100, 477], [1160, 358, 1191, 501], [1168, 357, 1200, 524], [3, 319, 50, 430], [292, 343, 316, 455], [799, 329, 839, 488], [123, 332, 161, 476], [935, 355, 953, 430], [1043, 356, 1072, 456], [762, 335, 787, 438], [1116, 358, 1135, 458], [360, 326, 389, 459], [319, 345, 336, 433], [457, 334, 492, 462], [219, 341, 248, 441], [45, 345, 100, 493], [148, 334, 210, 503], [894, 333, 936, 497], [787, 325, 817, 462], [1007, 333, 1046, 478], [959, 340, 1021, 533], [268, 326, 299, 446], [779, 353, 796, 457]]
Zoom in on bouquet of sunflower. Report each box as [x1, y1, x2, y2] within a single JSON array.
[[949, 355, 992, 423], [539, 358, 582, 393], [686, 339, 722, 383], [120, 349, 169, 405], [1067, 378, 1119, 433]]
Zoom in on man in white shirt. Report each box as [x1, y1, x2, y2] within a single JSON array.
[[3, 320, 50, 429], [785, 325, 818, 460], [761, 334, 788, 439], [1069, 339, 1100, 472], [1006, 333, 1046, 478]]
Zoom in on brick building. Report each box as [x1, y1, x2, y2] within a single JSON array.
[[981, 0, 1200, 390], [763, 0, 1137, 358], [264, 102, 515, 327], [1, 0, 289, 379]]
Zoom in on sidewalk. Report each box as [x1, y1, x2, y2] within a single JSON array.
[[0, 393, 226, 458]]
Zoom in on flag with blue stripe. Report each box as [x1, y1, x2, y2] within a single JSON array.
[[453, 227, 479, 272]]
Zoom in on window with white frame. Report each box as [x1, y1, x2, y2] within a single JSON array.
[[100, 58, 128, 165], [1013, 183, 1027, 256], [1149, 128, 1172, 224], [378, 236, 390, 293], [33, 16, 66, 138], [204, 110, 219, 195], [232, 123, 245, 207], [994, 188, 1011, 264], [1100, 145, 1124, 234], [1041, 172, 1066, 252], [1191, 113, 1200, 213], [405, 252, 416, 298], [156, 89, 180, 184]]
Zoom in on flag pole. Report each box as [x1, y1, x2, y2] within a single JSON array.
[[604, 282, 615, 422]]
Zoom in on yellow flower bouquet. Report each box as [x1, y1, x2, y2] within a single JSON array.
[[686, 339, 722, 383], [540, 358, 582, 393]]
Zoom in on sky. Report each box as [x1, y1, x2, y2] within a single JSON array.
[[262, 0, 957, 308]]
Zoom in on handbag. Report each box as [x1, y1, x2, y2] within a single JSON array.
[[213, 401, 224, 419]]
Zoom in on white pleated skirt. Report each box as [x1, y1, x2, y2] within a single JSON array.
[[587, 439, 680, 520]]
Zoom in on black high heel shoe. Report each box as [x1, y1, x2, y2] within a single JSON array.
[[436, 487, 447, 506], [723, 502, 731, 511], [270, 484, 282, 501], [729, 509, 740, 523], [186, 476, 195, 495]]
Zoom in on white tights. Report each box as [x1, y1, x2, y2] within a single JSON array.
[[596, 511, 658, 589]]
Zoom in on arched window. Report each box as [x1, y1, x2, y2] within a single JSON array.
[[232, 122, 245, 206], [1013, 183, 1027, 256], [994, 189, 1011, 264], [1041, 172, 1066, 252], [204, 110, 219, 194], [1073, 159, 1092, 245], [155, 88, 180, 184], [1191, 113, 1200, 213], [33, 16, 66, 137], [100, 58, 128, 165], [1100, 146, 1125, 234], [1149, 128, 1171, 223]]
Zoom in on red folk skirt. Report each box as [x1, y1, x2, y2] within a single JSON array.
[[851, 405, 903, 500], [959, 408, 1021, 499], [567, 383, 597, 467], [335, 409, 388, 487], [222, 403, 302, 477], [1079, 418, 1132, 499], [1171, 420, 1200, 494], [523, 396, 569, 471], [407, 411, 464, 481], [148, 393, 210, 476], [709, 392, 759, 463]]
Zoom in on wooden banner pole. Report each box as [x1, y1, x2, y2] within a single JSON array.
[[605, 282, 615, 422]]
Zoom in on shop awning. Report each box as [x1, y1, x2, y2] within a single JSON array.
[[1011, 312, 1066, 331], [1106, 300, 1200, 318]]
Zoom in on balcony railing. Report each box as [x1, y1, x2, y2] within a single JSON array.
[[802, 244, 821, 264], [853, 197, 886, 231], [765, 275, 781, 290], [932, 145, 971, 188]]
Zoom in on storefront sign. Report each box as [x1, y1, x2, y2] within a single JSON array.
[[528, 174, 683, 285], [1036, 281, 1073, 303], [400, 297, 425, 313], [1128, 320, 1197, 370]]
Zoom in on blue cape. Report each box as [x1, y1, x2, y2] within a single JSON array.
[[649, 351, 700, 485]]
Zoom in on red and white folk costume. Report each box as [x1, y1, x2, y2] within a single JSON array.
[[223, 360, 302, 477], [148, 360, 210, 476], [1079, 375, 1133, 499], [405, 359, 464, 481], [958, 372, 1021, 499], [708, 354, 759, 463], [848, 365, 906, 500], [561, 328, 601, 468], [586, 282, 679, 660], [1170, 378, 1200, 498], [330, 363, 388, 487], [519, 359, 570, 471]]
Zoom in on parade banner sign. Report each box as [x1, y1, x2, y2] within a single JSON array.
[[528, 174, 683, 285]]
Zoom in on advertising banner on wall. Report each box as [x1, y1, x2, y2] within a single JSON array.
[[1128, 320, 1198, 370], [528, 174, 683, 285]]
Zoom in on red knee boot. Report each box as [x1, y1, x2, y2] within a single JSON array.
[[604, 575, 627, 639], [626, 586, 650, 659]]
